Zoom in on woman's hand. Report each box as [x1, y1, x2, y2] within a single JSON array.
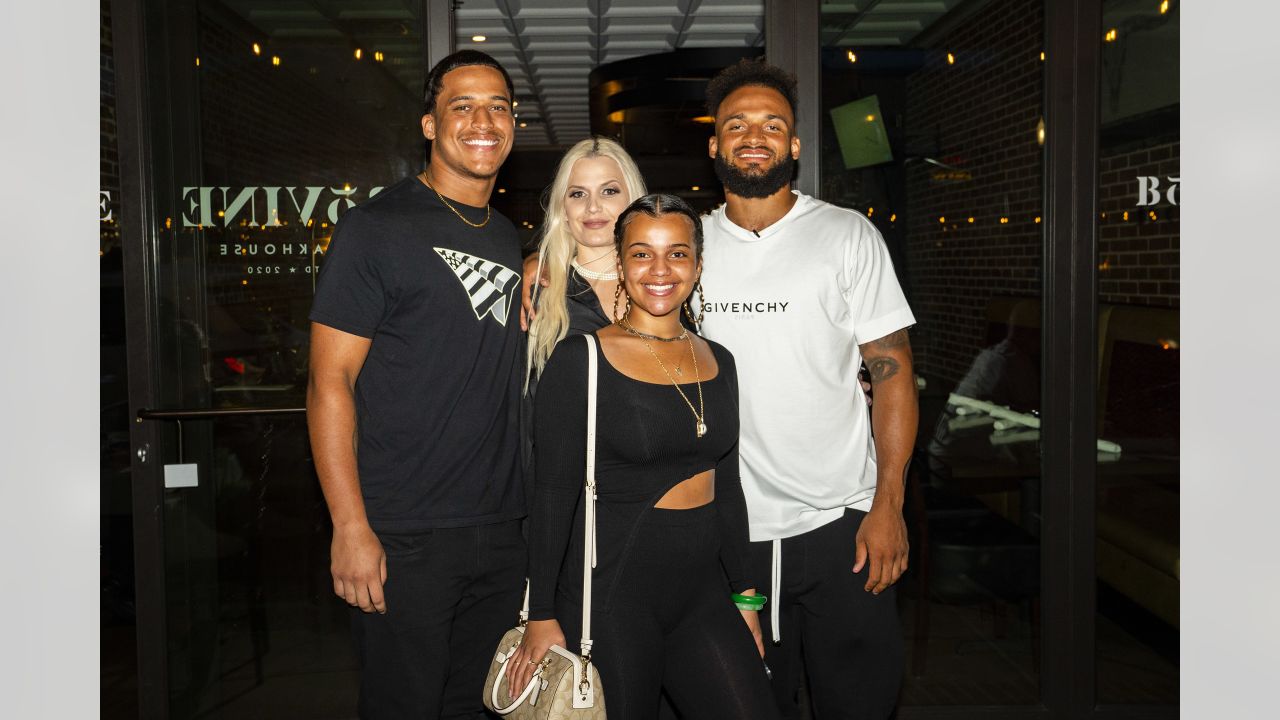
[[504, 619, 567, 702], [739, 608, 766, 658]]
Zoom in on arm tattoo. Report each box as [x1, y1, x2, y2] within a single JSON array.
[[872, 328, 910, 350], [866, 356, 901, 385]]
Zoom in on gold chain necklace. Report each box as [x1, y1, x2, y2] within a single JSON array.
[[620, 320, 687, 343], [627, 322, 706, 438], [418, 172, 491, 228]]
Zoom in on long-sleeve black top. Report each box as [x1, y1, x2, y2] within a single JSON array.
[[527, 331, 752, 620]]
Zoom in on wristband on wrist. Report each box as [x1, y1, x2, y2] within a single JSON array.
[[732, 593, 767, 611]]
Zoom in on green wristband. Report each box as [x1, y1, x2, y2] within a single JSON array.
[[732, 593, 767, 611]]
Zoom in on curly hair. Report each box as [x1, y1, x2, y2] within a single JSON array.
[[704, 57, 799, 120]]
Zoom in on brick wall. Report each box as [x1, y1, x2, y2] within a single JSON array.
[[101, 0, 120, 253], [1098, 140, 1179, 307], [901, 0, 1179, 387], [903, 0, 1045, 385]]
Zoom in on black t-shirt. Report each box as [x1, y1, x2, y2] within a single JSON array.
[[309, 176, 526, 532]]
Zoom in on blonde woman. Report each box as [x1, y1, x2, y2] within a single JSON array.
[[526, 136, 648, 385]]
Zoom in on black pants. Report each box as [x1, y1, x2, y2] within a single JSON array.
[[557, 504, 779, 720], [352, 520, 526, 720], [751, 509, 905, 720]]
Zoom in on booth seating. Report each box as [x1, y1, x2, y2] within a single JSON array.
[[908, 297, 1180, 673]]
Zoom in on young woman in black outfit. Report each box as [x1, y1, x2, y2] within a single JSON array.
[[507, 194, 779, 720]]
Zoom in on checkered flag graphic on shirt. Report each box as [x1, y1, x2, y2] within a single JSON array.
[[434, 247, 521, 327]]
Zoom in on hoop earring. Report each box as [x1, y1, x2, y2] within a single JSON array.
[[612, 282, 632, 324], [686, 280, 706, 326]]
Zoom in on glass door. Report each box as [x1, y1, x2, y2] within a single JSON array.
[[120, 1, 425, 715]]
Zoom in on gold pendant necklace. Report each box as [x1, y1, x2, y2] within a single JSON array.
[[628, 321, 706, 438], [418, 172, 491, 228]]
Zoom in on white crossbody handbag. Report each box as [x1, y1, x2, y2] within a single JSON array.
[[482, 335, 605, 719]]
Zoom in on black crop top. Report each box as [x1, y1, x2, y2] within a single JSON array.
[[527, 332, 753, 620]]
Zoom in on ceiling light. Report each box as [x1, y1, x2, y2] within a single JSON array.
[[519, 122, 527, 128], [472, 35, 487, 43]]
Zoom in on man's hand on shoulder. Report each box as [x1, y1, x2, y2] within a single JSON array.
[[519, 253, 549, 331], [330, 522, 388, 613]]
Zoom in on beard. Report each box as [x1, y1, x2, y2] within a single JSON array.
[[714, 150, 795, 199]]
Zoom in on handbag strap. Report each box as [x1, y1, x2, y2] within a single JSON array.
[[581, 334, 599, 660]]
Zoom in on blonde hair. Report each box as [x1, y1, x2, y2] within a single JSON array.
[[526, 137, 647, 387]]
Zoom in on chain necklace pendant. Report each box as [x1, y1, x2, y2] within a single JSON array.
[[696, 421, 707, 438]]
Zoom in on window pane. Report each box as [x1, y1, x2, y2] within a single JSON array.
[[1095, 0, 1179, 706], [821, 0, 1046, 706]]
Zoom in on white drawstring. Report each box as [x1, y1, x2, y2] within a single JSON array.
[[771, 538, 782, 644]]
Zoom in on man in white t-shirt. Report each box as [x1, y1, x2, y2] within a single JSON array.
[[697, 58, 918, 720]]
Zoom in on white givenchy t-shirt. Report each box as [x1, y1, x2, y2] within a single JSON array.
[[699, 191, 916, 541]]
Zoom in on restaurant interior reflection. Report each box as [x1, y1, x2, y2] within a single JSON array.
[[103, 0, 1178, 717]]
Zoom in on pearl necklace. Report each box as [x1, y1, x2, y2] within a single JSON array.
[[570, 258, 618, 281]]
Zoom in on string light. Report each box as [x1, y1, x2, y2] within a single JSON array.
[[691, 186, 701, 191], [1105, 28, 1118, 42], [354, 48, 363, 60], [195, 57, 201, 67], [252, 43, 261, 56], [947, 52, 955, 65], [938, 216, 946, 224], [497, 188, 506, 194], [472, 35, 487, 42], [272, 55, 281, 66], [847, 50, 857, 63], [967, 216, 974, 224], [889, 213, 897, 222], [1040, 51, 1045, 61], [374, 51, 384, 62], [1035, 216, 1042, 224], [1159, 0, 1169, 14]]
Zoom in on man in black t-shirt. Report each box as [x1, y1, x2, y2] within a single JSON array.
[[307, 50, 525, 719]]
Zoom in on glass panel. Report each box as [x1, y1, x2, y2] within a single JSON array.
[[101, 1, 137, 716], [821, 0, 1045, 706], [135, 0, 424, 715], [1095, 0, 1179, 705]]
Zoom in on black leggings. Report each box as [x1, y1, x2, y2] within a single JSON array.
[[556, 503, 779, 720]]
